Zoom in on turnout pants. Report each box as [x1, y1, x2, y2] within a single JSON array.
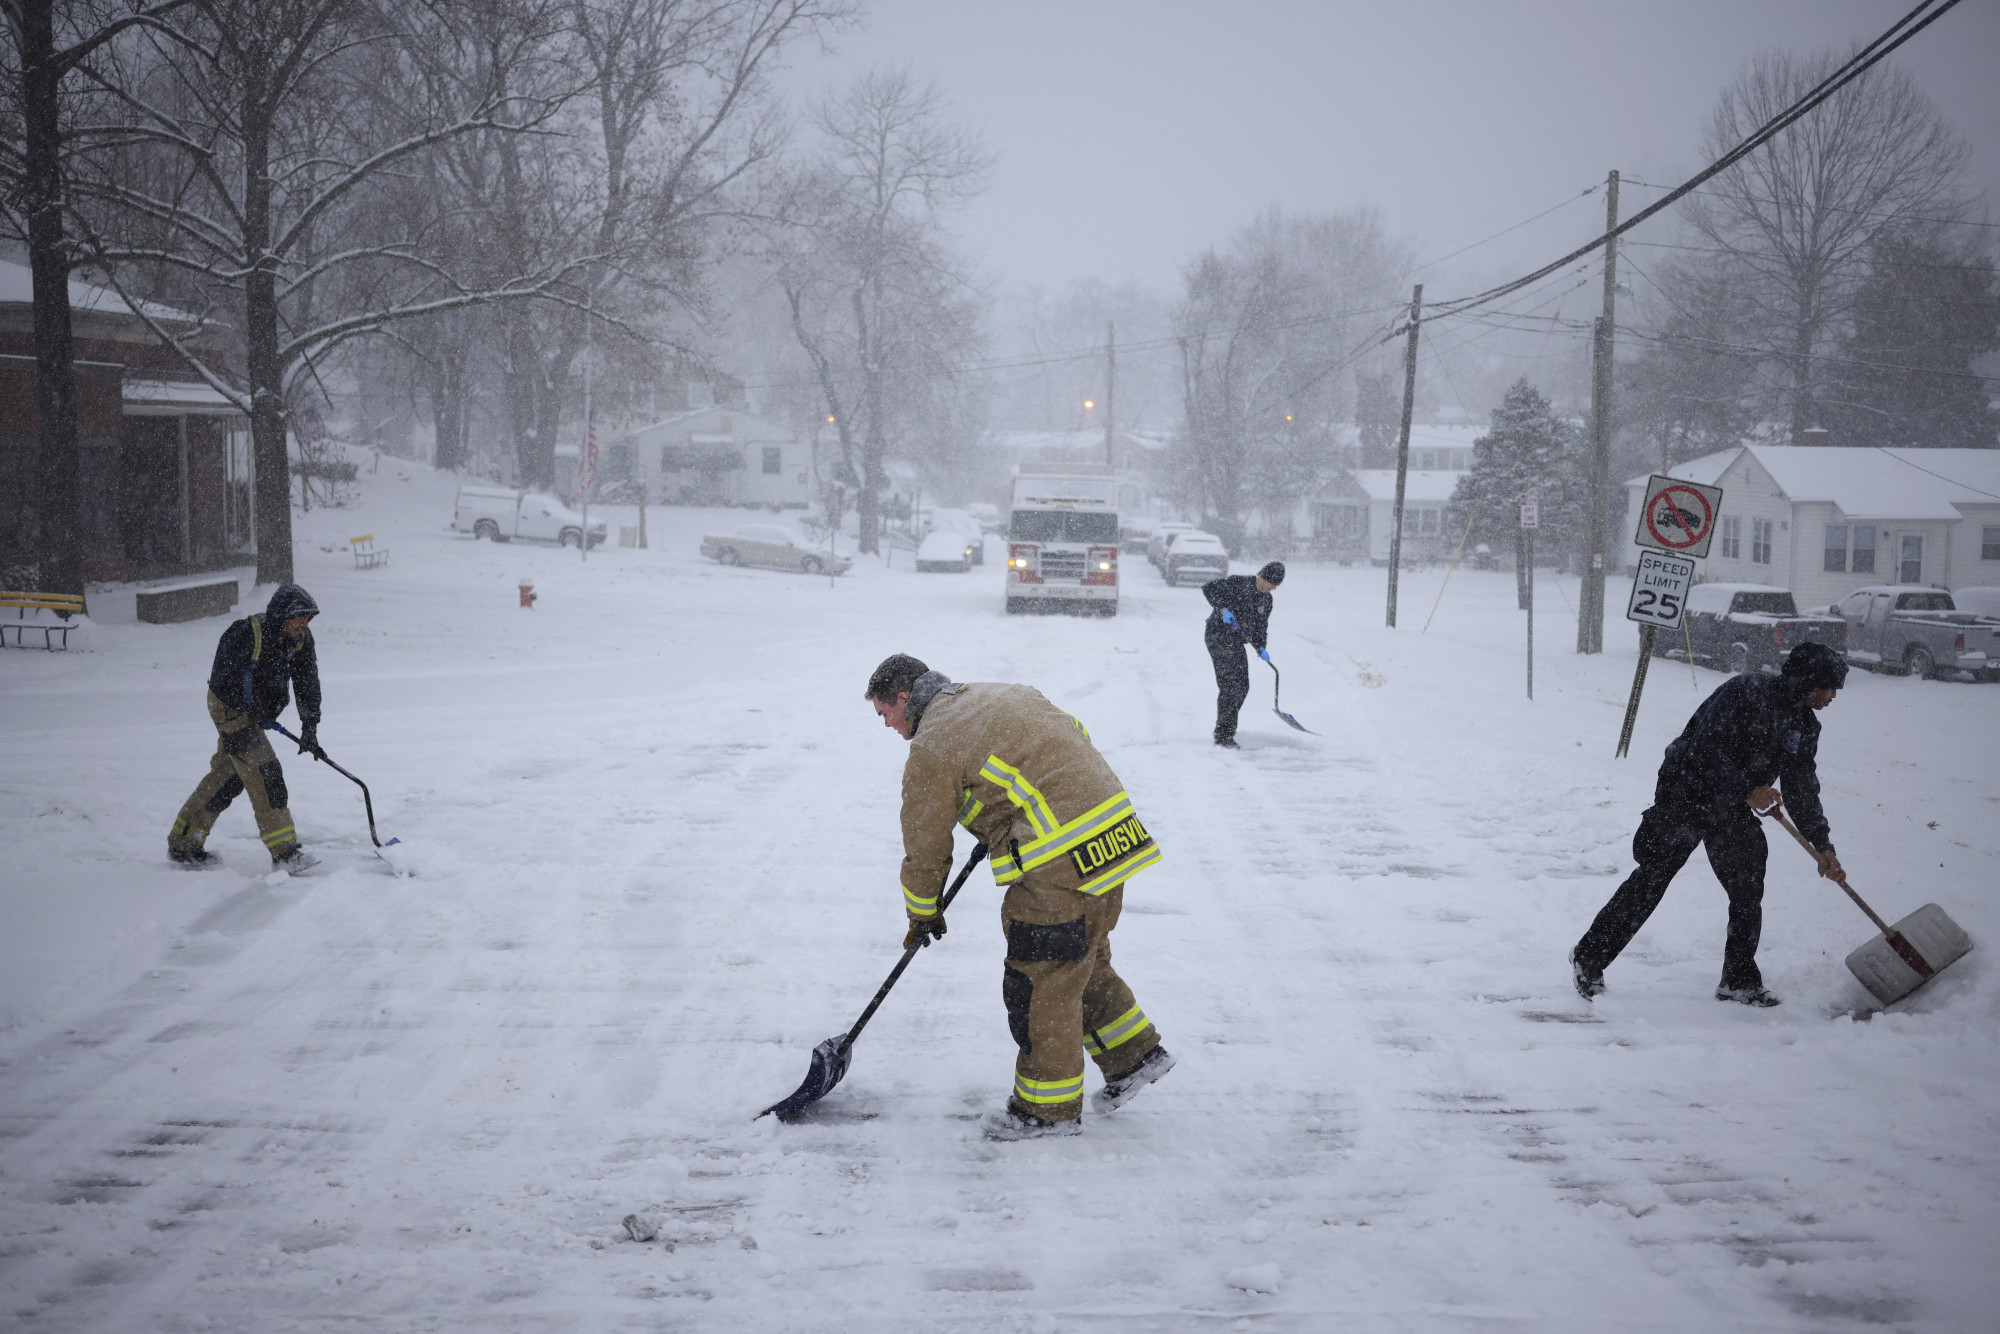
[[1573, 799, 1769, 991], [170, 691, 300, 862], [1207, 629, 1250, 744], [1001, 879, 1160, 1122]]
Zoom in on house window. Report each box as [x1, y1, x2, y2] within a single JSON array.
[[1823, 524, 1847, 572], [1984, 526, 2000, 561], [762, 446, 782, 475], [1851, 525, 1875, 573], [1418, 450, 1437, 470], [1751, 519, 1773, 564], [1720, 515, 1740, 560]]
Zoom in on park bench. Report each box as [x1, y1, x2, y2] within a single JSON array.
[[0, 590, 87, 650], [350, 533, 389, 569]]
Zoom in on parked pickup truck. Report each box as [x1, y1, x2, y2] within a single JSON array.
[[453, 485, 605, 548], [1660, 583, 1847, 675], [1832, 586, 2000, 681]]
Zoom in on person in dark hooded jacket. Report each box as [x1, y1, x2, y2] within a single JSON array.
[[169, 583, 325, 870], [1201, 562, 1284, 747], [1570, 642, 1849, 1007]]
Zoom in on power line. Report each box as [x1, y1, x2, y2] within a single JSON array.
[[1873, 447, 2000, 500], [1624, 236, 1999, 281], [1620, 176, 2000, 233], [1417, 0, 1967, 324]]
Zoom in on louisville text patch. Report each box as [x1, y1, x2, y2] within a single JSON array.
[[1071, 814, 1153, 878]]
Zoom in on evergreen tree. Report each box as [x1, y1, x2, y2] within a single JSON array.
[[1449, 379, 1589, 561], [1825, 233, 1999, 449]]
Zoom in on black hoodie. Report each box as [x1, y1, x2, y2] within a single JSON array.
[[206, 583, 322, 727]]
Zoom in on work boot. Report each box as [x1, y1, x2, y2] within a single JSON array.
[[1093, 1045, 1175, 1114], [1214, 736, 1239, 750], [273, 846, 321, 875], [169, 846, 217, 868], [1569, 947, 1605, 1001], [981, 1105, 1082, 1142], [1715, 985, 1780, 1007]]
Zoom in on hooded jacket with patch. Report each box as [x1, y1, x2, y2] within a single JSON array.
[[897, 680, 1161, 920], [206, 583, 322, 727]]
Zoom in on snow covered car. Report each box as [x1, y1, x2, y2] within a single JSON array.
[[1163, 531, 1230, 587], [1950, 587, 2000, 619], [701, 524, 850, 576], [1659, 583, 1846, 675], [1834, 586, 2000, 681], [1146, 522, 1195, 569], [453, 485, 606, 548], [915, 529, 977, 573], [924, 508, 985, 565]]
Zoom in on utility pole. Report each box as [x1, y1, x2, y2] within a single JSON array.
[[1579, 169, 1619, 655], [1104, 320, 1116, 468], [1385, 283, 1422, 627]]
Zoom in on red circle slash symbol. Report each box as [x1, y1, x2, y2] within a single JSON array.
[[1645, 485, 1713, 550]]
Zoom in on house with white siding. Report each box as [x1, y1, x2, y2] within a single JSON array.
[[606, 407, 810, 508], [1623, 446, 2000, 606]]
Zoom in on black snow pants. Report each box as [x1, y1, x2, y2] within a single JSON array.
[[1206, 628, 1250, 744], [1573, 799, 1769, 990]]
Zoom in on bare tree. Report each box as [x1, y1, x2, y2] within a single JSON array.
[[772, 67, 990, 553], [1686, 49, 1974, 441]]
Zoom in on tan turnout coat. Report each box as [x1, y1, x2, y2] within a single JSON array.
[[899, 683, 1161, 920]]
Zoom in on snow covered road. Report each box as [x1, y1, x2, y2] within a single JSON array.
[[3, 466, 1997, 1331]]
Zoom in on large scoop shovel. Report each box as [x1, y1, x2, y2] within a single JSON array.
[[1769, 808, 1971, 1006], [758, 843, 987, 1122], [1264, 657, 1313, 734], [269, 722, 412, 876]]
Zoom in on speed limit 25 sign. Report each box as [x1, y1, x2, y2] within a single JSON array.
[[1634, 474, 1724, 559], [1626, 549, 1697, 630]]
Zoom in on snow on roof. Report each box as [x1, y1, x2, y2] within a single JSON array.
[[1353, 469, 1465, 503], [122, 378, 241, 411], [1629, 446, 2000, 519], [0, 259, 199, 324]]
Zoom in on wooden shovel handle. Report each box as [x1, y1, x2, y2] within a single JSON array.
[[1765, 806, 1897, 938]]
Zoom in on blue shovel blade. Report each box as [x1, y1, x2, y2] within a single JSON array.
[[758, 1035, 853, 1122], [1273, 707, 1314, 734]]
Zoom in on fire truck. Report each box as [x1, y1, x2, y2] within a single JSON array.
[[1004, 465, 1120, 616]]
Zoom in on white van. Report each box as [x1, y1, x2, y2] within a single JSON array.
[[453, 485, 605, 548]]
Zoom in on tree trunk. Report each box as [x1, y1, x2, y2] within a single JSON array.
[[241, 91, 294, 586], [19, 0, 84, 595], [854, 284, 881, 554]]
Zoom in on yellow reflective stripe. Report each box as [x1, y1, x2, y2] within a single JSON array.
[[1071, 714, 1090, 739], [1014, 790, 1135, 872], [956, 787, 983, 828], [250, 614, 263, 661], [1013, 1072, 1085, 1105], [1075, 842, 1162, 897], [1083, 1004, 1151, 1054], [260, 824, 296, 846], [903, 884, 939, 917], [978, 756, 1058, 838]]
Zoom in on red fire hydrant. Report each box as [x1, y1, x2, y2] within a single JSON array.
[[519, 580, 537, 609]]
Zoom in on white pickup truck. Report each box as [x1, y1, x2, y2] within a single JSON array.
[[1833, 585, 2000, 681], [453, 485, 605, 548]]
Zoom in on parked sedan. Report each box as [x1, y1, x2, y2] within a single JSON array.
[[1164, 531, 1231, 587], [701, 524, 851, 575], [915, 529, 976, 573]]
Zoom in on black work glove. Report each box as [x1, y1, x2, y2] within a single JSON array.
[[903, 915, 947, 949], [296, 724, 324, 760]]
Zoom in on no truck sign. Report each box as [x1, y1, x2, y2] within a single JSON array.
[[1635, 474, 1724, 559]]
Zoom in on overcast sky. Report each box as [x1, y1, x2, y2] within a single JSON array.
[[783, 1, 2000, 301]]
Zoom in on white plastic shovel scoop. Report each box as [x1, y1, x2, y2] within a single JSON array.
[[1770, 808, 1971, 1006]]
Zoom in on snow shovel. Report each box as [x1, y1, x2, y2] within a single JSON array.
[[1264, 656, 1313, 734], [1768, 808, 1971, 1006], [268, 722, 412, 876], [758, 842, 988, 1122]]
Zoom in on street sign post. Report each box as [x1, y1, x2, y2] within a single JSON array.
[[1634, 474, 1723, 559], [1618, 483, 1722, 756], [1520, 494, 1537, 700]]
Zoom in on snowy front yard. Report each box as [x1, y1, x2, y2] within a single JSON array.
[[3, 461, 1996, 1332]]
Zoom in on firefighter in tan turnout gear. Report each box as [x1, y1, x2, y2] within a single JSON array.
[[866, 654, 1175, 1140]]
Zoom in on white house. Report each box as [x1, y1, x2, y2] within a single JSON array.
[[1623, 446, 2000, 605], [1348, 469, 1472, 565], [608, 407, 810, 508]]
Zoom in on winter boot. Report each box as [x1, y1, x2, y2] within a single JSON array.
[[273, 846, 321, 876], [169, 846, 217, 868], [1569, 947, 1605, 1001], [981, 1105, 1082, 1142], [1715, 985, 1780, 1008], [1093, 1045, 1175, 1114], [1214, 736, 1240, 750]]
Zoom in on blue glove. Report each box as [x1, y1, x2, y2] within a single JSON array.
[[1220, 609, 1237, 627], [1257, 646, 1271, 662]]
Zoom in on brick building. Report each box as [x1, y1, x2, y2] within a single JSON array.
[[0, 261, 248, 584]]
